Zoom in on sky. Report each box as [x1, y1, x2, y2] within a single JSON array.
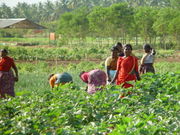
[[0, 0, 58, 7]]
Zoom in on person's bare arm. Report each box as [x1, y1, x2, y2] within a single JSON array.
[[135, 58, 141, 80], [111, 58, 121, 84], [12, 64, 18, 82], [141, 54, 148, 65]]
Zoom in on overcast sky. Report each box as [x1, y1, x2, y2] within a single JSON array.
[[0, 0, 58, 7]]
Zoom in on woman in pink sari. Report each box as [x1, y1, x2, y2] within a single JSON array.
[[79, 69, 107, 94], [111, 44, 140, 88], [0, 49, 18, 98]]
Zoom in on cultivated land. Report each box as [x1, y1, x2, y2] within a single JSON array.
[[0, 42, 179, 134], [1, 0, 179, 133]]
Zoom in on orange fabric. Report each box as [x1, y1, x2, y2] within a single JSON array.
[[49, 74, 57, 88], [0, 56, 15, 72], [116, 56, 138, 88]]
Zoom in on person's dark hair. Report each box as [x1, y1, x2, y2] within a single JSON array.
[[115, 42, 122, 47], [0, 49, 8, 54], [111, 46, 119, 52], [48, 74, 54, 80], [124, 44, 133, 50], [143, 44, 152, 50]]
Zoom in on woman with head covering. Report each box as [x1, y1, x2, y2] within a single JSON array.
[[48, 72, 73, 89], [105, 46, 119, 83], [111, 44, 140, 88], [0, 49, 18, 98], [140, 44, 156, 74], [79, 69, 107, 94]]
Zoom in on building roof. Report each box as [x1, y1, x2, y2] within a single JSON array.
[[0, 18, 46, 29]]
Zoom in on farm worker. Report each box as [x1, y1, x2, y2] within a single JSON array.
[[0, 49, 18, 98], [48, 72, 73, 88], [113, 42, 124, 57], [79, 69, 107, 94], [111, 44, 141, 88], [105, 46, 119, 83], [114, 42, 136, 57], [140, 44, 156, 74]]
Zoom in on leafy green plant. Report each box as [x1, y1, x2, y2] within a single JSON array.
[[0, 61, 179, 134]]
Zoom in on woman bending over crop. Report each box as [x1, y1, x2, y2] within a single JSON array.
[[48, 72, 73, 89], [79, 69, 107, 94]]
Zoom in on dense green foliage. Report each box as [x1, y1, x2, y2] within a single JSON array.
[[1, 59, 180, 134], [0, 0, 179, 22], [57, 3, 180, 48], [0, 68, 179, 134]]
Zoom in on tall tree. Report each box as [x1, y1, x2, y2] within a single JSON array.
[[0, 3, 13, 18], [134, 6, 157, 44], [88, 6, 111, 37], [108, 3, 134, 43], [12, 2, 31, 19], [153, 7, 180, 48]]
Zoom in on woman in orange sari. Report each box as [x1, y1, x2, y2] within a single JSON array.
[[111, 44, 140, 88]]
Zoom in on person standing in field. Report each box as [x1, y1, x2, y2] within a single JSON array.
[[105, 46, 119, 83], [48, 72, 73, 89], [0, 49, 18, 98], [140, 44, 156, 74], [79, 69, 107, 94], [113, 42, 124, 57], [111, 44, 140, 88]]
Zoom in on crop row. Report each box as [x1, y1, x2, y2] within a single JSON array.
[[0, 72, 179, 134], [0, 46, 176, 61]]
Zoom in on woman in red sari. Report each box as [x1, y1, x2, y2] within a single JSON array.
[[0, 49, 18, 98], [111, 44, 140, 88]]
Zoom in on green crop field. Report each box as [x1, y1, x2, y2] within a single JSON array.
[[0, 60, 179, 134]]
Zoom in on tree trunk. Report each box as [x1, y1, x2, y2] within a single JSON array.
[[149, 36, 152, 44], [135, 35, 138, 47], [154, 36, 156, 47]]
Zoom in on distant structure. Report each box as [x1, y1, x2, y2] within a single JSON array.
[[0, 18, 46, 29]]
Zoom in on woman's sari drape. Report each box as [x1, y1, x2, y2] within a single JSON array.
[[116, 56, 138, 88]]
